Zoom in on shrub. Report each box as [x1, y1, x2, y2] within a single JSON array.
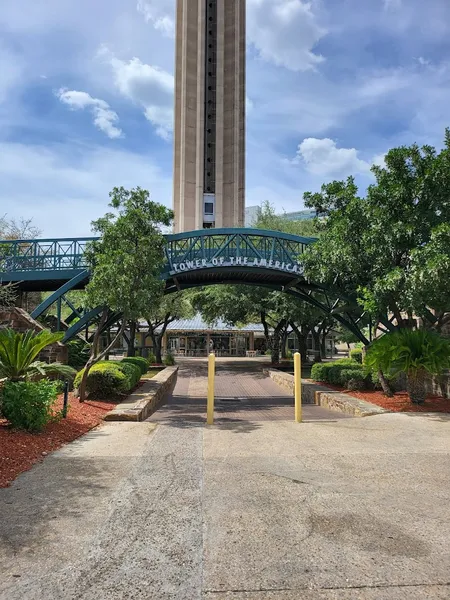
[[1, 379, 61, 431], [339, 368, 368, 390], [122, 356, 148, 375], [311, 358, 369, 389], [67, 339, 91, 370], [349, 348, 363, 364], [310, 362, 329, 382], [311, 358, 357, 383], [74, 361, 129, 399], [0, 328, 76, 381], [147, 352, 156, 365], [365, 329, 450, 403], [118, 361, 141, 389], [163, 352, 175, 366]]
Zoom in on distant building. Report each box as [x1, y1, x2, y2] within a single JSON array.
[[245, 205, 261, 227], [244, 206, 316, 227], [281, 209, 316, 222]]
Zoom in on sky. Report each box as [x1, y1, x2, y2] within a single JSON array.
[[1, 0, 450, 237]]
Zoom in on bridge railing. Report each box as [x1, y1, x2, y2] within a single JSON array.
[[163, 229, 313, 274], [0, 238, 98, 273]]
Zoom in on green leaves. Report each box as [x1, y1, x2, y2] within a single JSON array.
[[365, 329, 450, 378], [303, 130, 450, 330], [0, 329, 72, 380], [85, 187, 173, 320]]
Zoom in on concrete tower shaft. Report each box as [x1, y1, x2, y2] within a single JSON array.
[[173, 0, 245, 232]]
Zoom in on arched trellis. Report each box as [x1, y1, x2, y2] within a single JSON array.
[[0, 228, 369, 344]]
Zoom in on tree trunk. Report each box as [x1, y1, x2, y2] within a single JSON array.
[[378, 369, 394, 398], [290, 323, 308, 364], [406, 370, 426, 404], [105, 329, 111, 360], [154, 336, 163, 364], [320, 333, 327, 359], [281, 330, 288, 359], [312, 330, 322, 362], [271, 331, 280, 365], [260, 311, 272, 352], [79, 316, 126, 402], [271, 320, 287, 365], [127, 320, 136, 357]]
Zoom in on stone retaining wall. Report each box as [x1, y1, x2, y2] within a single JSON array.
[[265, 368, 388, 417], [104, 366, 178, 422]]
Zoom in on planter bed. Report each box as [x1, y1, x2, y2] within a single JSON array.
[[314, 382, 450, 414], [0, 370, 163, 488], [0, 392, 119, 488]]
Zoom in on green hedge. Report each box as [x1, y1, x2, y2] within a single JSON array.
[[122, 356, 148, 375], [311, 359, 370, 389], [74, 361, 130, 399], [119, 361, 141, 388], [339, 368, 367, 390], [1, 379, 61, 431], [349, 348, 363, 364]]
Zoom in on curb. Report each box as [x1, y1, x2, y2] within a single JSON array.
[[104, 366, 178, 422], [265, 368, 389, 417]]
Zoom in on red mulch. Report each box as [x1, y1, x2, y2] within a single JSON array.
[[0, 392, 119, 488], [313, 382, 450, 413]]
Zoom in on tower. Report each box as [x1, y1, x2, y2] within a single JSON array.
[[173, 0, 245, 232]]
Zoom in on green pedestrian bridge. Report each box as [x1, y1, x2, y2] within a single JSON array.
[[0, 228, 368, 344]]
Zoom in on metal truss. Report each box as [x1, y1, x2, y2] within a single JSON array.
[[0, 228, 368, 344]]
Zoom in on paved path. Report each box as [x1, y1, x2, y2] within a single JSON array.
[[0, 360, 449, 599], [151, 358, 350, 424]]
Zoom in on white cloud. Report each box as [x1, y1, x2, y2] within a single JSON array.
[[247, 0, 326, 71], [358, 70, 411, 99], [100, 49, 174, 140], [293, 138, 371, 176], [136, 0, 175, 37], [57, 88, 122, 139], [0, 142, 172, 237]]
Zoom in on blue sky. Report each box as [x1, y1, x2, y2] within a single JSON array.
[[1, 0, 450, 237]]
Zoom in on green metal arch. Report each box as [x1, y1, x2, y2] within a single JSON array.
[[0, 228, 368, 344], [166, 227, 317, 245], [30, 271, 89, 320]]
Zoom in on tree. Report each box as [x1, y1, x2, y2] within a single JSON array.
[[406, 223, 450, 332], [0, 216, 42, 312], [0, 329, 76, 381], [145, 291, 195, 363], [0, 215, 41, 240], [303, 132, 450, 334], [254, 200, 319, 238], [79, 186, 173, 401]]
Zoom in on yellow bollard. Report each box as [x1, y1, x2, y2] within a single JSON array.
[[207, 352, 215, 425], [294, 352, 302, 423]]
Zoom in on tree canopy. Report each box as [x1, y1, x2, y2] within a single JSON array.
[[85, 186, 173, 320], [79, 186, 173, 399], [303, 131, 450, 334]]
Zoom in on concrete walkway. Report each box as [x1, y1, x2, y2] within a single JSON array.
[[150, 358, 351, 425], [0, 359, 449, 599]]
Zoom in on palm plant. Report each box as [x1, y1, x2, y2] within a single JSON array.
[[365, 329, 450, 404], [0, 329, 76, 381]]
